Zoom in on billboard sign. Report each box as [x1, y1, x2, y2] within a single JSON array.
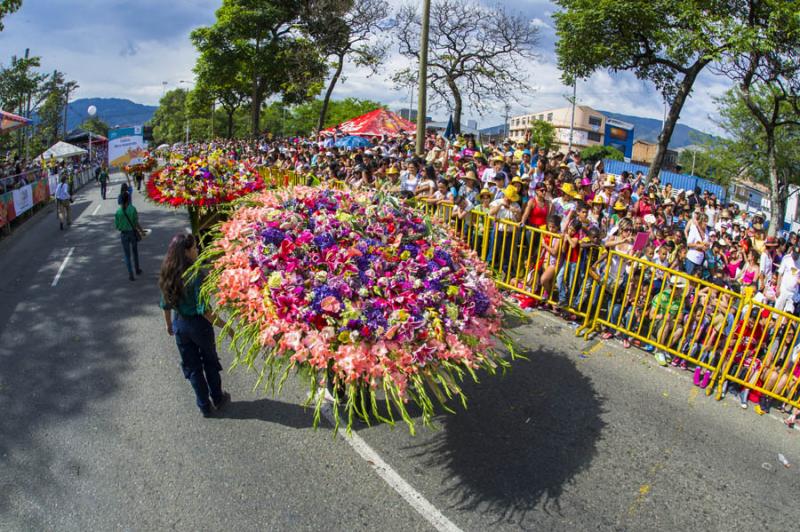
[[108, 126, 147, 169]]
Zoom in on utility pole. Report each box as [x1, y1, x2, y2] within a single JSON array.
[[415, 0, 431, 155], [63, 84, 72, 139], [567, 80, 576, 154], [504, 102, 511, 140]]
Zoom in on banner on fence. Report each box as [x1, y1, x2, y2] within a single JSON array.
[[11, 184, 33, 215], [0, 191, 15, 228], [49, 173, 59, 195], [32, 178, 49, 205], [108, 126, 147, 170]]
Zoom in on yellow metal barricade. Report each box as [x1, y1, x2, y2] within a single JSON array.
[[584, 250, 746, 391], [715, 293, 800, 409]]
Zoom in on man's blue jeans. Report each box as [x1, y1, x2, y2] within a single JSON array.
[[173, 315, 223, 411], [120, 230, 140, 275]]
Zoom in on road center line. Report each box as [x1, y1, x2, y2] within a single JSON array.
[[321, 393, 462, 532], [51, 247, 75, 287], [91, 204, 102, 216]]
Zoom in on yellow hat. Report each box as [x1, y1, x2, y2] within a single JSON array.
[[503, 185, 520, 202], [511, 176, 524, 185], [479, 187, 493, 199], [386, 166, 399, 175], [492, 155, 505, 163], [561, 182, 582, 199], [613, 201, 627, 211], [592, 195, 606, 205]]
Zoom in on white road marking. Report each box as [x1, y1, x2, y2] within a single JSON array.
[[320, 391, 463, 532], [91, 204, 102, 216], [51, 247, 75, 287]]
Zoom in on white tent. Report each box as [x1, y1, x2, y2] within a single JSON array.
[[38, 141, 88, 161]]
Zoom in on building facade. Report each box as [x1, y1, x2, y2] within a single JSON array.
[[631, 140, 678, 170], [507, 105, 608, 152]]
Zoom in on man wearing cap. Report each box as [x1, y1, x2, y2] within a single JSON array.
[[482, 156, 507, 187], [518, 149, 533, 177], [567, 152, 585, 178]]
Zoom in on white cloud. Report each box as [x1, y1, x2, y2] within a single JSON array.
[[0, 0, 734, 135]]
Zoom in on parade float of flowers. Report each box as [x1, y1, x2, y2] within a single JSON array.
[[195, 186, 518, 433], [124, 153, 158, 174], [145, 151, 263, 208]]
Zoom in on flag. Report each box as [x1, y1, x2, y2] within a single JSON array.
[[443, 114, 455, 141]]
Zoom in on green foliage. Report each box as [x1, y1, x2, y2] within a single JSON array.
[[528, 119, 556, 152], [580, 144, 624, 163], [0, 0, 22, 31], [710, 87, 800, 188], [191, 0, 331, 135], [80, 116, 109, 137]]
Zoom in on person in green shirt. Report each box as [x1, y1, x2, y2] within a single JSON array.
[[158, 232, 230, 418], [114, 191, 142, 281], [98, 165, 109, 200], [648, 275, 688, 366]]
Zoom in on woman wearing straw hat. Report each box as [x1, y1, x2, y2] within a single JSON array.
[[489, 185, 522, 273]]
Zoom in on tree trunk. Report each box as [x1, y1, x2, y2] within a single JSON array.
[[251, 79, 262, 137], [318, 55, 344, 133], [765, 133, 784, 236], [647, 61, 708, 181], [226, 110, 235, 139], [448, 79, 462, 134]]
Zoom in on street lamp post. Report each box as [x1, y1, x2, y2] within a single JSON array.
[[415, 0, 431, 155]]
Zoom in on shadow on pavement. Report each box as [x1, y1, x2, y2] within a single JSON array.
[[0, 199, 186, 524], [408, 347, 605, 526], [216, 398, 316, 429]]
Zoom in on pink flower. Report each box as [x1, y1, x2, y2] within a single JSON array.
[[320, 296, 340, 314]]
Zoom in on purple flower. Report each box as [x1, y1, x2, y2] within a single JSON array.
[[261, 227, 286, 246], [313, 233, 336, 250], [472, 291, 490, 316]]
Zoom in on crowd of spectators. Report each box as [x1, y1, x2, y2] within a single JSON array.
[[218, 132, 798, 425]]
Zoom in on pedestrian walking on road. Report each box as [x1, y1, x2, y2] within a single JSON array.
[[98, 165, 109, 200], [118, 182, 133, 205], [158, 233, 230, 418], [55, 175, 72, 230], [114, 191, 142, 281]]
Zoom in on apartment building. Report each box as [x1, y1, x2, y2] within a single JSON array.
[[507, 105, 607, 152]]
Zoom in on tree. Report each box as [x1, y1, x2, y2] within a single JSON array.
[[192, 53, 250, 139], [35, 70, 77, 145], [191, 0, 333, 136], [580, 145, 624, 164], [306, 0, 390, 132], [553, 0, 749, 181], [712, 87, 800, 234], [80, 116, 109, 137], [150, 89, 190, 145], [527, 119, 556, 152], [0, 0, 21, 31], [712, 0, 800, 235], [393, 0, 538, 134]]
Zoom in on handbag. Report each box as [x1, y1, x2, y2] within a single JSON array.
[[121, 205, 144, 242]]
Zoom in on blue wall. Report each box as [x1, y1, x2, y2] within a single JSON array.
[[604, 124, 634, 159], [603, 159, 727, 201]]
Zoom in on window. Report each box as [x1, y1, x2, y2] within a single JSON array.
[[547, 113, 553, 122], [588, 131, 602, 142], [538, 114, 544, 121], [588, 116, 602, 126]]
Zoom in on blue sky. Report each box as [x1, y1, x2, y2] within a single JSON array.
[[0, 0, 730, 133]]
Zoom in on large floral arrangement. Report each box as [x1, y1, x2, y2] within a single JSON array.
[[146, 151, 263, 207], [124, 153, 157, 174], [197, 186, 516, 433]]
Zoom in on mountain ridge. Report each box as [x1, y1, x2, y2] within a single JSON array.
[[64, 98, 158, 132]]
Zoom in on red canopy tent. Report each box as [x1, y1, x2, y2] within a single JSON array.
[[0, 110, 31, 134], [322, 108, 416, 137]]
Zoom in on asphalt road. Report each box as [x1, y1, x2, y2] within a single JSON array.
[[1, 176, 798, 531]]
